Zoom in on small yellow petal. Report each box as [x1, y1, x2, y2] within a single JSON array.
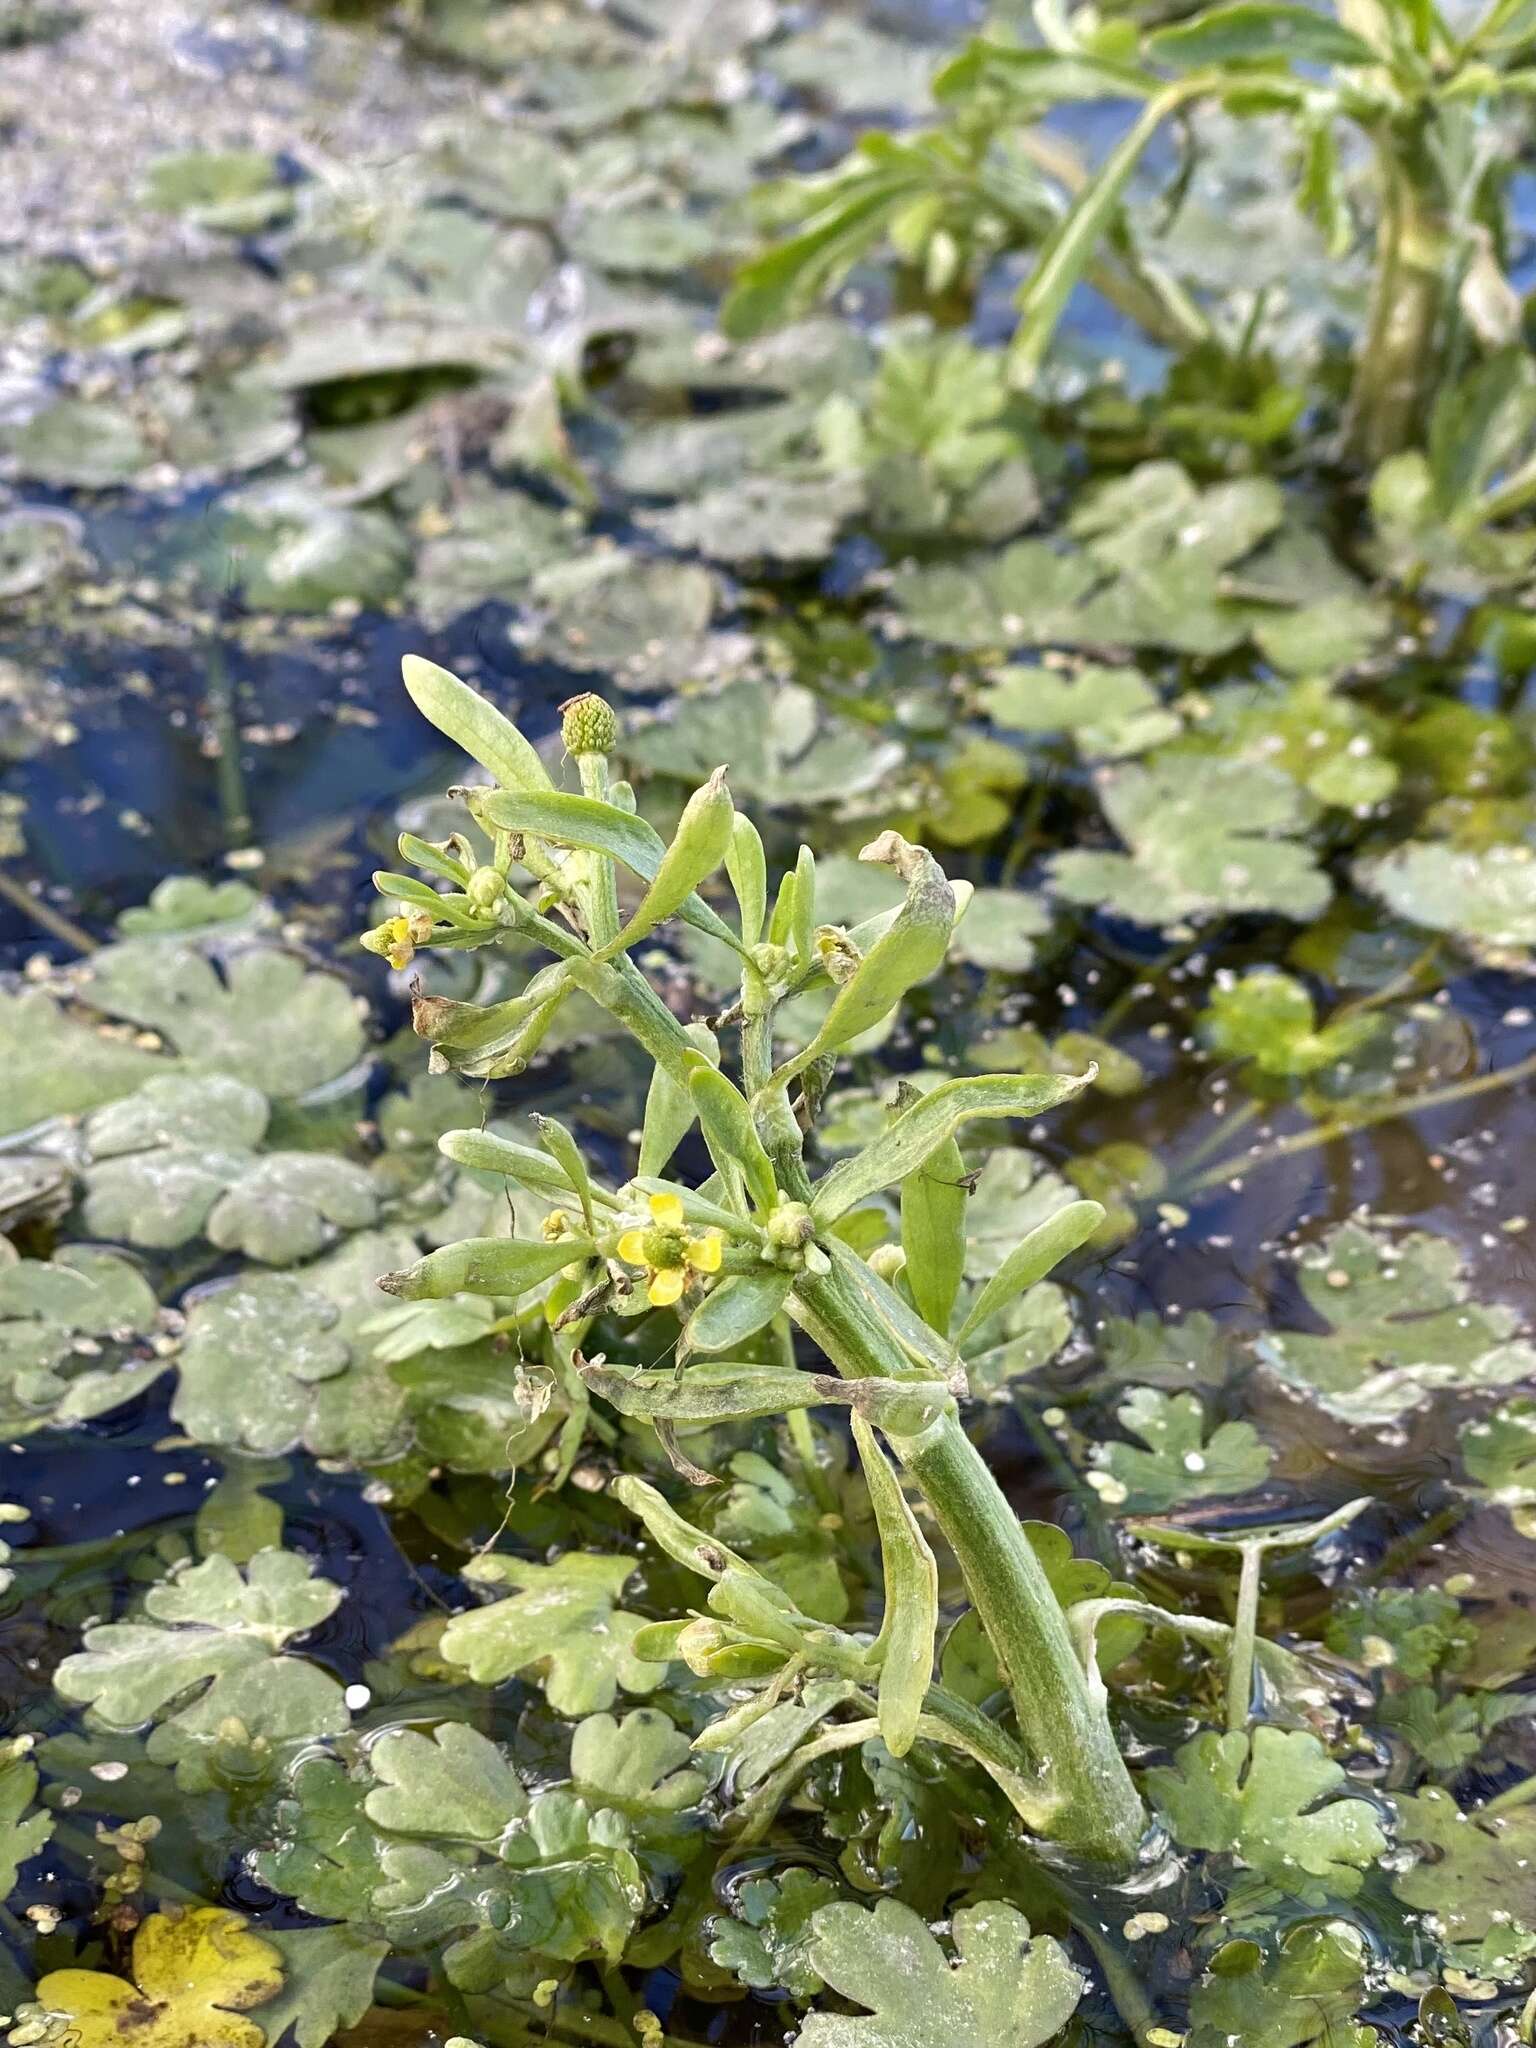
[[648, 1267, 686, 1307], [687, 1231, 723, 1273], [616, 1230, 648, 1266], [648, 1191, 685, 1228]]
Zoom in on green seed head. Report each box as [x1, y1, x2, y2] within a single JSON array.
[[561, 693, 619, 757]]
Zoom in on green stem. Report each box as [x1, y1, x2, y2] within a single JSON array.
[[1013, 128, 1211, 355], [898, 1413, 1145, 1864], [1073, 1920, 1166, 2047], [1170, 1097, 1263, 1183], [571, 954, 694, 1082], [785, 1396, 838, 1518], [743, 1001, 811, 1200], [730, 1717, 883, 1846], [1009, 1396, 1117, 1568], [1226, 1541, 1264, 1733], [1343, 134, 1446, 465], [206, 642, 253, 850], [576, 753, 620, 950], [0, 868, 99, 955], [1094, 924, 1220, 1042], [1177, 1048, 1536, 1198], [1365, 1498, 1468, 1583], [1327, 941, 1442, 1026], [793, 1257, 1146, 1870]]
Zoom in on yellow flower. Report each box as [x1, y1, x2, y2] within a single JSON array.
[[616, 1191, 723, 1308], [360, 915, 415, 971]]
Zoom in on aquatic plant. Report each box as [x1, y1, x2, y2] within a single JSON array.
[[728, 0, 1536, 461], [365, 655, 1152, 1870]]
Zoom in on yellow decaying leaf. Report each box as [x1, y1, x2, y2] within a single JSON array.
[[36, 1907, 283, 2048]]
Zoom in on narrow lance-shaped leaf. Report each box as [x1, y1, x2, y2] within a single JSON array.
[[413, 972, 575, 1080], [598, 769, 735, 960], [611, 1474, 756, 1582], [689, 1061, 778, 1216], [401, 655, 552, 795], [684, 1270, 796, 1354], [639, 1022, 718, 1179], [1147, 2, 1382, 67], [727, 814, 768, 949], [855, 1416, 938, 1759], [629, 1177, 749, 1235], [1008, 83, 1199, 390], [776, 834, 955, 1087], [767, 865, 798, 948], [934, 39, 1162, 97], [397, 830, 469, 886], [533, 1115, 596, 1233], [378, 1235, 593, 1301], [709, 1570, 843, 1661], [901, 1132, 967, 1337], [370, 872, 479, 927], [791, 844, 817, 971], [437, 1127, 596, 1204], [957, 1200, 1105, 1346], [722, 173, 928, 338], [471, 788, 745, 955], [814, 1072, 1094, 1223]]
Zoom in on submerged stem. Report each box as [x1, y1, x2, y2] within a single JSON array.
[[0, 868, 99, 955], [1226, 1541, 1264, 1733], [1176, 1048, 1536, 1197]]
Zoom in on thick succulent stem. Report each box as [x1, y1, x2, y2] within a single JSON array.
[[1344, 134, 1447, 465], [792, 1258, 1147, 1872]]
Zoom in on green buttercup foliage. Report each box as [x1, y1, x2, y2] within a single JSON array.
[[1186, 1922, 1382, 2048], [1090, 1387, 1273, 1512], [436, 1554, 667, 1713], [1461, 1398, 1536, 1535], [708, 1868, 838, 1997], [53, 1549, 350, 1791], [797, 1899, 1084, 2047], [1146, 1726, 1386, 1905], [1256, 1223, 1536, 1424], [6, 0, 1536, 2037]]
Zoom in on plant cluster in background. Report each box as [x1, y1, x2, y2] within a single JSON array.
[[1, 0, 1536, 2041]]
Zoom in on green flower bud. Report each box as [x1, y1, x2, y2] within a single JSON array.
[[868, 1243, 907, 1282], [466, 865, 505, 914], [766, 1198, 814, 1251], [560, 692, 619, 756]]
